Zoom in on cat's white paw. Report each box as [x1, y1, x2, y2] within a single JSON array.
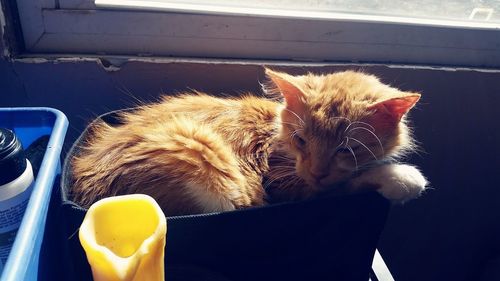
[[351, 163, 429, 203], [376, 164, 428, 203]]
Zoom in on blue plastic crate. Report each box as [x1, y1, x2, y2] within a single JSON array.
[[0, 108, 68, 281]]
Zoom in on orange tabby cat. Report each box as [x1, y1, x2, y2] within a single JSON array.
[[70, 68, 427, 216]]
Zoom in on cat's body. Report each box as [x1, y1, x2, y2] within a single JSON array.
[[72, 94, 281, 215], [70, 69, 428, 216]]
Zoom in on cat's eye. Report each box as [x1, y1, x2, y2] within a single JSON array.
[[295, 136, 306, 147], [336, 147, 351, 154]]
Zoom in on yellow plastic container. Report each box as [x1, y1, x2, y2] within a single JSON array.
[[79, 194, 167, 281]]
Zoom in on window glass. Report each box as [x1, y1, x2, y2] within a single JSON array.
[[142, 0, 499, 22]]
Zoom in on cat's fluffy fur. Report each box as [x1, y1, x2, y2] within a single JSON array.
[[70, 68, 428, 216]]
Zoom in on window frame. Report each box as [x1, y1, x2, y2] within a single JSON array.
[[11, 0, 500, 67]]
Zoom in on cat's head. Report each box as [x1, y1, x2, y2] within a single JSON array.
[[266, 68, 420, 189]]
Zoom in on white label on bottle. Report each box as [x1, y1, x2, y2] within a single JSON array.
[[0, 182, 33, 265]]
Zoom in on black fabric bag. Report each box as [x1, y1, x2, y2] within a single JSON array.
[[39, 110, 390, 281]]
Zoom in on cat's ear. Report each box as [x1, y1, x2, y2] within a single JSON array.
[[265, 68, 306, 115], [368, 93, 420, 122]]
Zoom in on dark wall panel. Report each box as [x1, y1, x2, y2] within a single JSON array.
[[1, 58, 499, 280]]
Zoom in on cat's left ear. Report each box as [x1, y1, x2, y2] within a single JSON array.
[[368, 93, 421, 122], [265, 68, 307, 115]]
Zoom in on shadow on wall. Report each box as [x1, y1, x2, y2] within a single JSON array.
[[1, 57, 499, 281]]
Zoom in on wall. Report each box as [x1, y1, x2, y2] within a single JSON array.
[[1, 36, 500, 281]]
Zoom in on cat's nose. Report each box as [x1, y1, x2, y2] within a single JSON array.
[[310, 170, 328, 181]]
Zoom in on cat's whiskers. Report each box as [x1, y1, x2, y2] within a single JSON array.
[[348, 136, 378, 161], [344, 120, 373, 134], [263, 171, 297, 190], [289, 129, 304, 140], [266, 172, 296, 180], [267, 164, 295, 171], [240, 151, 295, 170], [345, 137, 358, 170], [290, 176, 303, 187], [264, 177, 299, 191], [282, 108, 305, 125], [349, 121, 375, 132], [280, 121, 302, 127], [265, 167, 296, 178], [331, 116, 352, 123], [334, 139, 346, 151], [269, 154, 294, 161], [344, 121, 354, 133], [268, 170, 295, 175], [267, 164, 295, 170], [276, 176, 302, 190], [347, 126, 385, 157]]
